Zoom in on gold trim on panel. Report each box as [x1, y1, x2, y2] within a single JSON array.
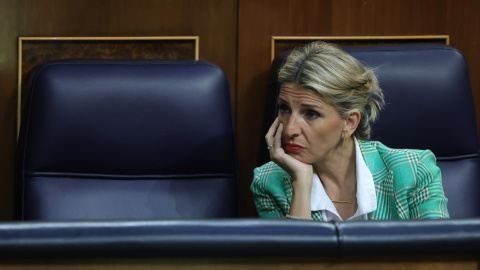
[[194, 36, 200, 60], [271, 35, 450, 62], [17, 36, 199, 137], [17, 37, 23, 138]]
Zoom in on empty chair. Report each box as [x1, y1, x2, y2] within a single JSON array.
[[17, 60, 239, 220]]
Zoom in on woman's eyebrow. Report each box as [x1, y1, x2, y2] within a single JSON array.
[[278, 97, 324, 109], [301, 103, 323, 109], [277, 97, 288, 104]]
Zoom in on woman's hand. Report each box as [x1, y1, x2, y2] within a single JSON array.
[[266, 118, 313, 219], [266, 117, 313, 180]]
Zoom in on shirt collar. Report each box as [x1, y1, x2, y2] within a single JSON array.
[[310, 137, 377, 218]]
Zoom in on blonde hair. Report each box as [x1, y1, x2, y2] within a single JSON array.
[[278, 41, 385, 140]]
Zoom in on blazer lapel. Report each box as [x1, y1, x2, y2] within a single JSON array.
[[358, 140, 388, 185], [358, 141, 393, 220]]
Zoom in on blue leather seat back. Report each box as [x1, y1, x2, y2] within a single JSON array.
[[264, 44, 480, 218], [19, 60, 239, 220]]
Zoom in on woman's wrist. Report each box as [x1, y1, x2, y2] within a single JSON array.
[[284, 214, 312, 220], [289, 183, 312, 219], [292, 172, 313, 192], [290, 166, 313, 180]]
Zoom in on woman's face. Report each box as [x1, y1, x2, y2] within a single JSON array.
[[278, 82, 345, 164]]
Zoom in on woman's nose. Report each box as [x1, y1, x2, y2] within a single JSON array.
[[284, 115, 301, 137]]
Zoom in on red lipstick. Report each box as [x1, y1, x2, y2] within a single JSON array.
[[284, 142, 304, 153]]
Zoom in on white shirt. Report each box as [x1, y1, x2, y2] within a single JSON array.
[[310, 137, 377, 221]]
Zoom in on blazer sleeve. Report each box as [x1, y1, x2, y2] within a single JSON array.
[[250, 166, 286, 218], [408, 150, 450, 219]]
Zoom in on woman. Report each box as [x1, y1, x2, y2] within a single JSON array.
[[251, 41, 449, 221]]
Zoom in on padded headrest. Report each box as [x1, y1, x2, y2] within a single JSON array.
[[22, 60, 237, 177], [344, 44, 478, 159]]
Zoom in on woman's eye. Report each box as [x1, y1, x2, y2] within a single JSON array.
[[306, 110, 320, 119], [279, 104, 291, 113]]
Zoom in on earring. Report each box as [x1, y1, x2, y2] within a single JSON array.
[[341, 131, 346, 155]]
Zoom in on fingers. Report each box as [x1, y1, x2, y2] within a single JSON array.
[[273, 123, 283, 150], [265, 118, 279, 150]]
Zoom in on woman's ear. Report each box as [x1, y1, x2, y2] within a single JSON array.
[[344, 110, 361, 138]]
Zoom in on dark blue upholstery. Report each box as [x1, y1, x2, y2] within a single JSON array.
[[262, 44, 480, 218], [0, 219, 338, 258], [337, 219, 480, 255], [17, 60, 239, 220], [1, 219, 479, 258]]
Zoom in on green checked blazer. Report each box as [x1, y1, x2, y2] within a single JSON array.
[[251, 140, 450, 220]]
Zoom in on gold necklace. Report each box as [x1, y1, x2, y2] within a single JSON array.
[[331, 199, 353, 204], [327, 188, 356, 204]]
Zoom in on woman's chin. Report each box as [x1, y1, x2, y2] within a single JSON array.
[[286, 152, 311, 164]]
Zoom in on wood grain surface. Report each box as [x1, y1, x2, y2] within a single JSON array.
[[0, 256, 478, 270]]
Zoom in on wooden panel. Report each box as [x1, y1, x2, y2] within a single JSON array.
[[272, 35, 449, 61], [331, 0, 375, 35], [17, 0, 237, 109], [332, 0, 448, 35], [0, 0, 19, 220], [0, 257, 478, 270], [446, 0, 480, 134]]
